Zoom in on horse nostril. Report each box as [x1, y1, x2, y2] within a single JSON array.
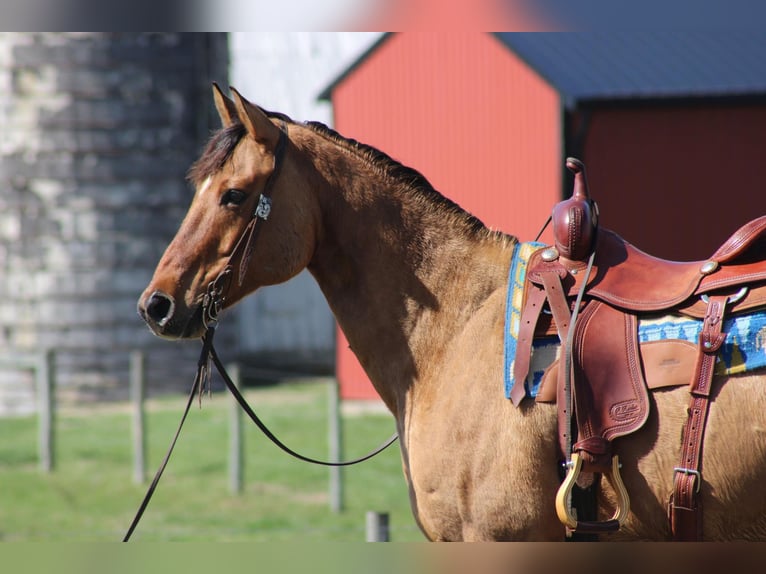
[[144, 291, 175, 327]]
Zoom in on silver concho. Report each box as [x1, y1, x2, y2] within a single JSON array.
[[255, 195, 272, 220], [541, 247, 559, 262]]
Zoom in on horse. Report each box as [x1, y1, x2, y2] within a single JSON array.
[[138, 84, 766, 541]]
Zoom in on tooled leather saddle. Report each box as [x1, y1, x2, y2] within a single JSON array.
[[509, 158, 766, 540]]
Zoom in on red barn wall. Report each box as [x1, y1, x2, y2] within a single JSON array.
[[581, 102, 766, 261], [329, 33, 563, 400]]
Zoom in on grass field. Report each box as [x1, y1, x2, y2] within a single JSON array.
[[0, 379, 424, 542]]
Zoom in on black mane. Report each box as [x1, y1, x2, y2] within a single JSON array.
[[304, 120, 487, 236], [187, 123, 247, 185], [187, 107, 292, 185], [187, 112, 488, 237]]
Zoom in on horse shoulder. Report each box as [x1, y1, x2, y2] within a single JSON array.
[[405, 282, 563, 540]]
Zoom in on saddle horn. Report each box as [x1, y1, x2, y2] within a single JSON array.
[[552, 158, 599, 262]]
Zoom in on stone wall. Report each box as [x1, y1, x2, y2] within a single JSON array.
[[0, 33, 230, 413]]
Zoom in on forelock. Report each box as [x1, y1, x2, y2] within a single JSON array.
[[187, 123, 247, 186]]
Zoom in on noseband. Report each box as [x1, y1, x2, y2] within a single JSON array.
[[124, 120, 397, 541]]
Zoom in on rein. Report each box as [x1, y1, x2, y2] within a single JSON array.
[[209, 327, 398, 468], [123, 120, 398, 542]]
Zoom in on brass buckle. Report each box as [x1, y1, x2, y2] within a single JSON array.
[[555, 453, 630, 531]]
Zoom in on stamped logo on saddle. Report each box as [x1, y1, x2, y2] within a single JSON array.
[[609, 400, 642, 422]]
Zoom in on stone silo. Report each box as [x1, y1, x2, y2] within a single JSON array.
[[0, 33, 230, 413]]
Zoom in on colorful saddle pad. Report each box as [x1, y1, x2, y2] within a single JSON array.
[[504, 242, 766, 400]]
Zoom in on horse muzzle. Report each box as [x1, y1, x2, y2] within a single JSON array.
[[137, 290, 204, 339]]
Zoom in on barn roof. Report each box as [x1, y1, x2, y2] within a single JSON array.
[[319, 32, 766, 108], [496, 32, 766, 108]]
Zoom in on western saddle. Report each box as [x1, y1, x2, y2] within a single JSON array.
[[509, 158, 766, 540]]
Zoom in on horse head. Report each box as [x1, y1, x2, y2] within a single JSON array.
[[138, 85, 319, 339]]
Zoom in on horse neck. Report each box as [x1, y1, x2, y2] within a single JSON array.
[[301, 132, 514, 414]]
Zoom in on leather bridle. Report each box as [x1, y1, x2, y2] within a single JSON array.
[[124, 120, 398, 542], [202, 120, 288, 328]]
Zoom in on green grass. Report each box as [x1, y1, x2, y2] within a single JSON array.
[[0, 380, 424, 542]]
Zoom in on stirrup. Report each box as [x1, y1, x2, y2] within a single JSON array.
[[555, 453, 630, 533]]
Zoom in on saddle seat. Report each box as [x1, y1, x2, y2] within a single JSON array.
[[529, 217, 766, 319], [510, 158, 766, 539]]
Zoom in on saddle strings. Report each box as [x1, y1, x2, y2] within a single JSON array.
[[534, 215, 552, 243], [562, 250, 596, 462]]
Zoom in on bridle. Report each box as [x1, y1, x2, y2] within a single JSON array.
[[201, 121, 287, 329], [123, 120, 398, 542]]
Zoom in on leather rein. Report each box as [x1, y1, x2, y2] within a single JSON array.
[[123, 121, 398, 542]]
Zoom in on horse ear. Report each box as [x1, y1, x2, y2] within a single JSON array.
[[212, 82, 238, 127], [230, 86, 281, 147]]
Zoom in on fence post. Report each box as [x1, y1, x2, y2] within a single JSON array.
[[37, 350, 55, 473], [328, 378, 344, 513], [228, 362, 244, 494], [130, 350, 147, 484], [365, 511, 389, 542]]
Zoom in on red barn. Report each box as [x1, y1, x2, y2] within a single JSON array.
[[319, 32, 766, 400]]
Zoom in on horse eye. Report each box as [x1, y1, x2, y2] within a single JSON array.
[[220, 189, 246, 207]]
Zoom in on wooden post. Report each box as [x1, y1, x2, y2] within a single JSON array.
[[130, 350, 147, 484], [228, 363, 244, 494], [365, 511, 389, 542], [37, 350, 55, 473], [328, 378, 344, 513]]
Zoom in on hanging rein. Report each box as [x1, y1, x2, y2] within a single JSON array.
[[123, 121, 398, 542]]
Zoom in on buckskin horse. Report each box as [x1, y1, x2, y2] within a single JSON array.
[[138, 85, 766, 541]]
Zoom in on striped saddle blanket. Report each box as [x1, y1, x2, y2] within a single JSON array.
[[504, 241, 766, 400]]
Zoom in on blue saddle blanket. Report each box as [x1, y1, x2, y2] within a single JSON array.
[[504, 242, 766, 400]]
